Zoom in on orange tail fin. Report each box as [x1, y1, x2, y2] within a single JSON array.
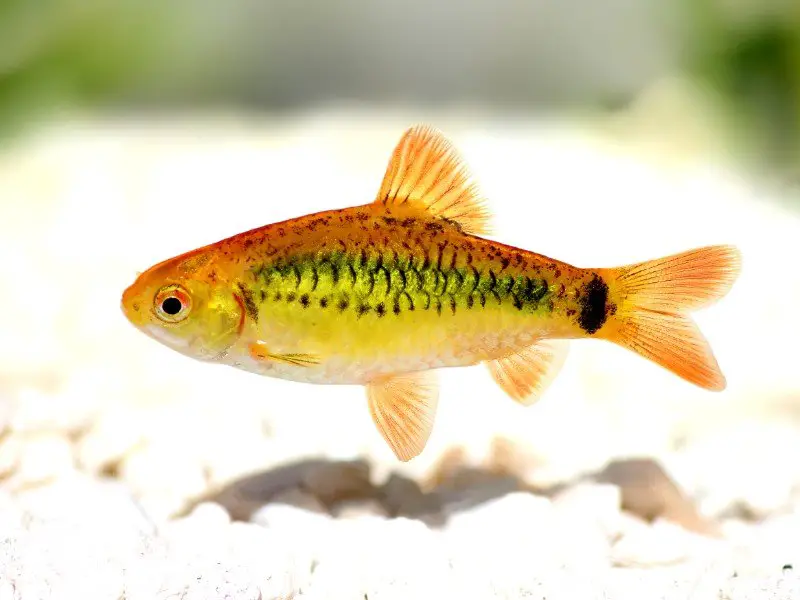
[[598, 245, 741, 391]]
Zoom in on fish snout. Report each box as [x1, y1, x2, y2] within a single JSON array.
[[121, 282, 147, 326]]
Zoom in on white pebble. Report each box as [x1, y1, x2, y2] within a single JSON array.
[[4, 433, 75, 490], [722, 571, 800, 600], [332, 498, 389, 519], [15, 474, 155, 539], [0, 434, 23, 479], [725, 513, 800, 577], [445, 491, 610, 575], [187, 501, 231, 526], [201, 437, 281, 489], [611, 518, 719, 568], [0, 579, 14, 600], [75, 407, 146, 473], [552, 482, 623, 538], [250, 496, 333, 537], [307, 517, 452, 600], [684, 422, 800, 520], [118, 441, 207, 515]]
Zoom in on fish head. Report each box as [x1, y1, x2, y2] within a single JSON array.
[[121, 250, 243, 361]]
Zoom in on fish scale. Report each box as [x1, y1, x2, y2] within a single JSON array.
[[249, 247, 558, 319]]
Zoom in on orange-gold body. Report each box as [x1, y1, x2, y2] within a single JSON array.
[[122, 125, 741, 461]]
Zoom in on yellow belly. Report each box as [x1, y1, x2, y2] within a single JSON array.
[[225, 296, 569, 385]]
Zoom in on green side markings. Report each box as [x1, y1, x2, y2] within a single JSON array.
[[250, 251, 552, 317]]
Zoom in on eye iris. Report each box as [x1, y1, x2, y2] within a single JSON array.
[[161, 296, 183, 316]]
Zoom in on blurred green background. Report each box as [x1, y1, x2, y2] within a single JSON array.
[[1, 0, 798, 179]]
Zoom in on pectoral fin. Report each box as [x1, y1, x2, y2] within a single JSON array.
[[485, 339, 569, 406], [366, 370, 439, 462], [249, 342, 320, 367]]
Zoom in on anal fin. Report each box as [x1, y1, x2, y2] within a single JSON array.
[[366, 370, 439, 462], [485, 340, 569, 406]]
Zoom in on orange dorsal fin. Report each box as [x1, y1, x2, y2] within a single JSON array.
[[373, 124, 492, 235]]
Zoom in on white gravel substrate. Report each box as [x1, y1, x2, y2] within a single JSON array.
[[1, 100, 799, 598], [2, 474, 800, 599]]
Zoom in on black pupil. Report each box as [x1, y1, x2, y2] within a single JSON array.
[[161, 297, 182, 315]]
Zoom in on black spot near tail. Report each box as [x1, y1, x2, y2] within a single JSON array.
[[578, 275, 609, 334]]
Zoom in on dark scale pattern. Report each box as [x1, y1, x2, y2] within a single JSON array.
[[251, 246, 555, 320], [235, 282, 259, 323]]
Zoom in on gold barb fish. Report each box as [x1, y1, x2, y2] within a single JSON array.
[[121, 125, 741, 461]]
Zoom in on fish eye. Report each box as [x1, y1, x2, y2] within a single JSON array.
[[161, 297, 182, 315], [154, 285, 192, 323]]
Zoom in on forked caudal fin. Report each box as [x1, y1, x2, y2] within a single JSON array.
[[597, 245, 741, 391]]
